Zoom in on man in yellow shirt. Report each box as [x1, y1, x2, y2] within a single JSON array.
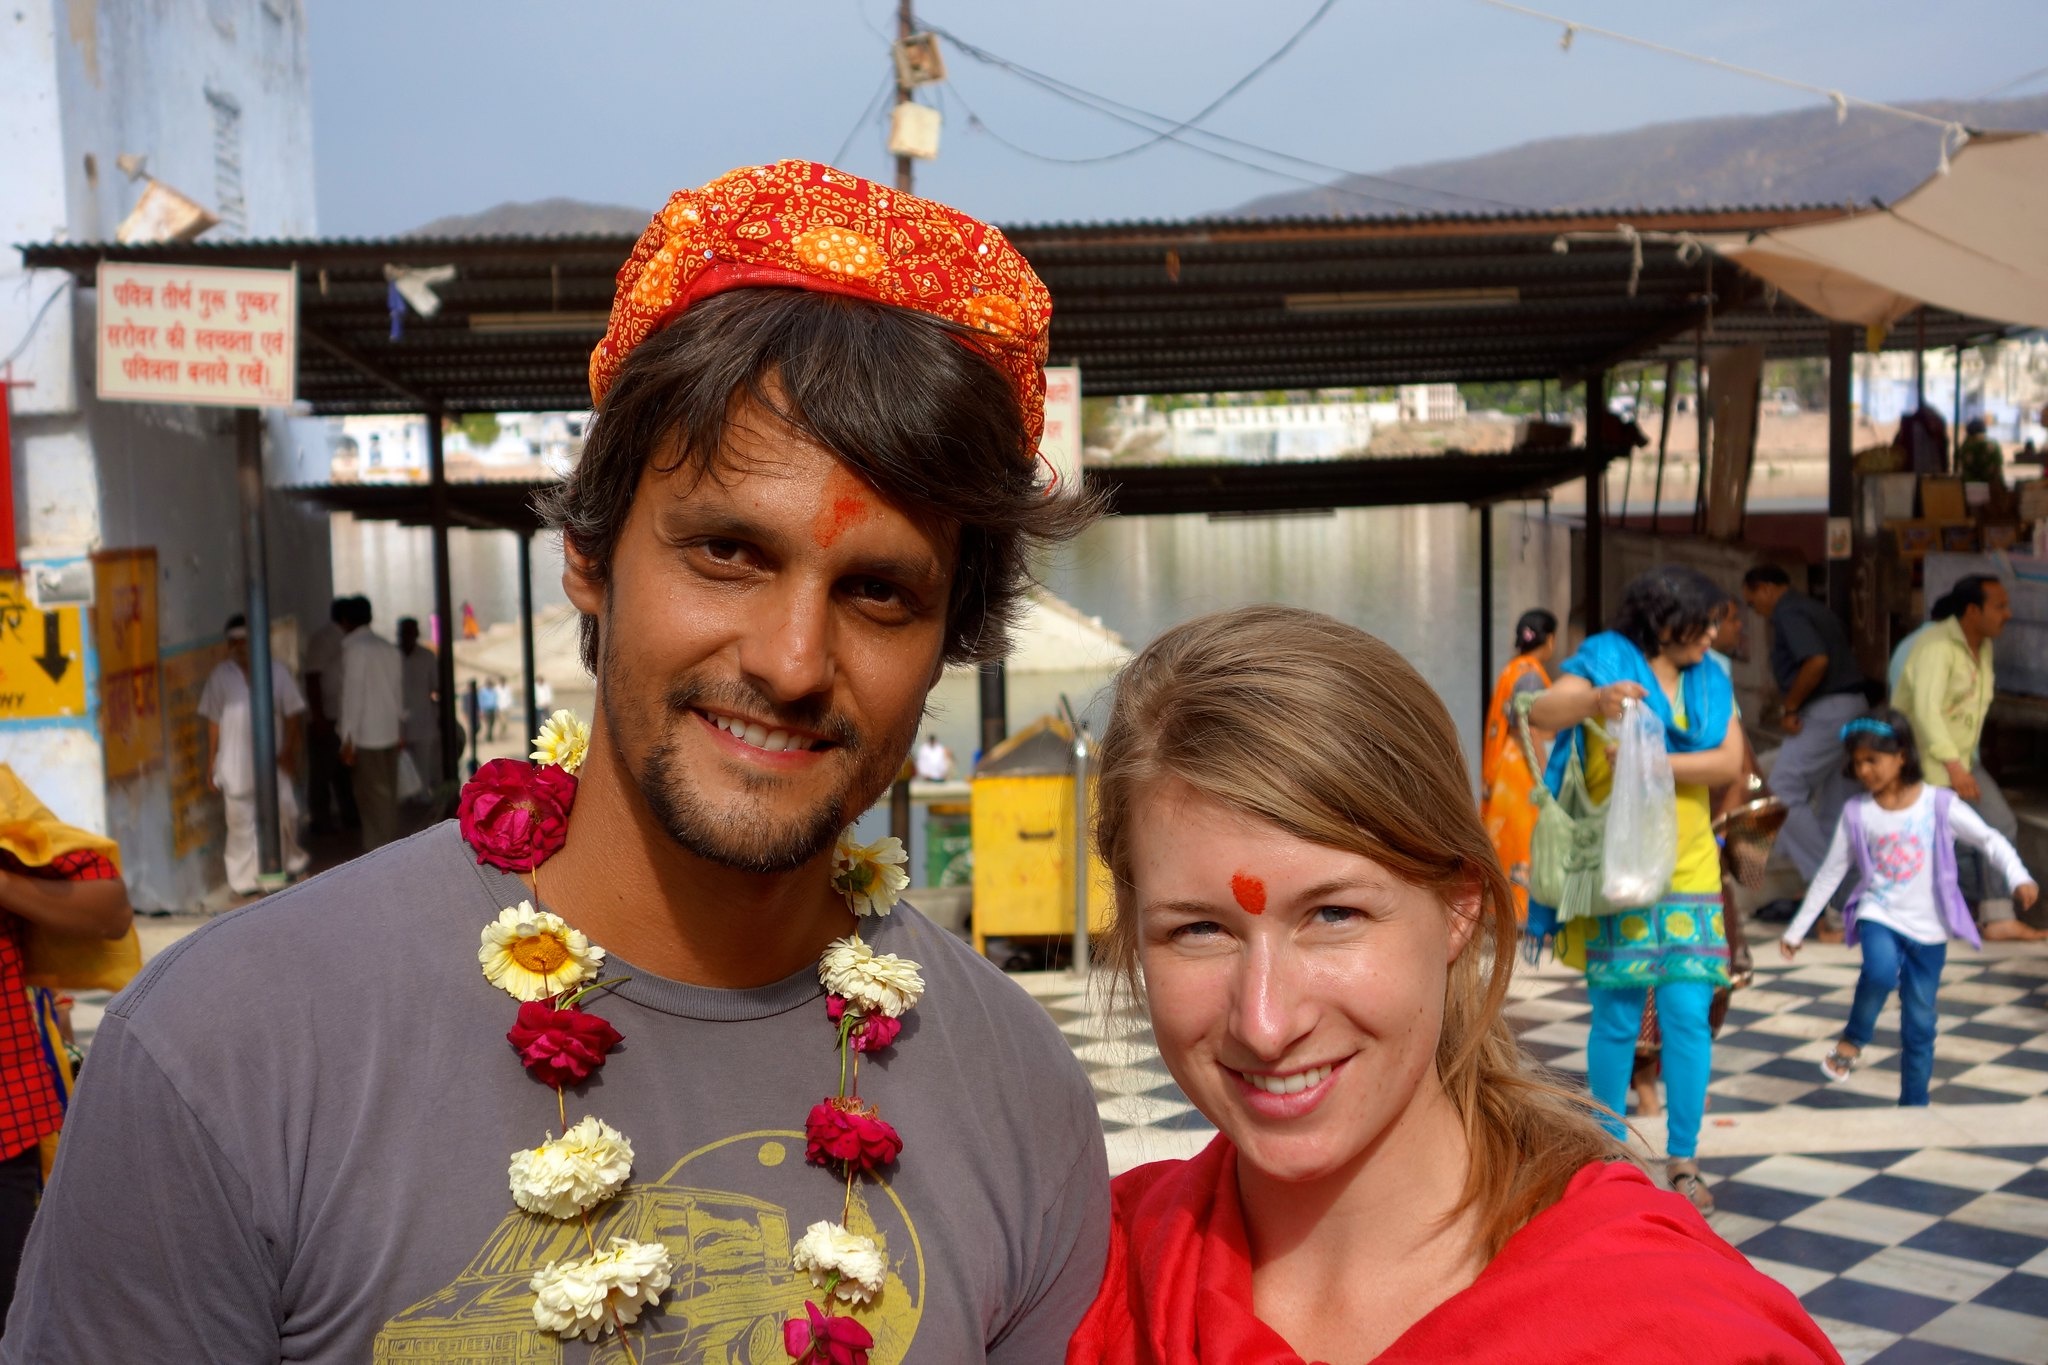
[[1895, 575, 2042, 940]]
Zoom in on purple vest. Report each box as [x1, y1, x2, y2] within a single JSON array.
[[1841, 789, 1982, 950]]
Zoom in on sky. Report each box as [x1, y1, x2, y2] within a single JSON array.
[[309, 0, 2047, 235]]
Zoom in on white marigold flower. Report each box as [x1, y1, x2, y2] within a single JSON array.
[[531, 709, 591, 775], [818, 935, 925, 1018], [508, 1115, 634, 1220], [831, 830, 910, 917], [480, 902, 604, 1002], [791, 1220, 888, 1305], [529, 1236, 674, 1341]]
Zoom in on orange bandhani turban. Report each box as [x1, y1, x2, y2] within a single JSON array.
[[589, 160, 1051, 457]]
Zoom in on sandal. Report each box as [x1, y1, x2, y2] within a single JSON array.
[[1818, 1043, 1857, 1083], [1668, 1161, 1716, 1215]]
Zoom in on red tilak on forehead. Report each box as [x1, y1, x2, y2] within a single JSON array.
[[1230, 872, 1266, 915], [811, 466, 874, 548]]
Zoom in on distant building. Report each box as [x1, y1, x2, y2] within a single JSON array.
[[0, 0, 329, 908], [331, 412, 586, 482]]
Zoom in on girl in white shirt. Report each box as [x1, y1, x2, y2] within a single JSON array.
[[1781, 709, 2038, 1105]]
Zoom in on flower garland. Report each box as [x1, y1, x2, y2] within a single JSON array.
[[460, 709, 921, 1365]]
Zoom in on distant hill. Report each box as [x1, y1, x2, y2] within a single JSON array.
[[1231, 93, 2048, 218], [407, 197, 649, 237]]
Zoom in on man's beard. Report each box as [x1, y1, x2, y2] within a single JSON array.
[[599, 623, 881, 874]]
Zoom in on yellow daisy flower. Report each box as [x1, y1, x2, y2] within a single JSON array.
[[830, 831, 910, 917], [480, 902, 604, 1002], [530, 710, 591, 775]]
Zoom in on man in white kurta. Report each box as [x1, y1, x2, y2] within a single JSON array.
[[396, 618, 440, 790], [198, 618, 311, 895]]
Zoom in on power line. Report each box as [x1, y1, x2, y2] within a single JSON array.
[[833, 73, 896, 167], [997, 0, 1343, 166], [1477, 1, 1963, 134], [931, 25, 1532, 213], [2, 277, 71, 370]]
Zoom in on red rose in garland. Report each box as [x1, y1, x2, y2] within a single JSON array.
[[804, 1097, 903, 1174], [459, 758, 577, 872], [783, 1299, 874, 1365], [825, 994, 902, 1053], [507, 1001, 623, 1086]]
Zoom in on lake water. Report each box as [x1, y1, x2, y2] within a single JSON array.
[[330, 500, 1574, 778]]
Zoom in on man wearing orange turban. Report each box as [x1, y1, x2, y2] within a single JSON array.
[[7, 162, 1107, 1364]]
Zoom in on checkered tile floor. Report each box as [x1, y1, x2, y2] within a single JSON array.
[[1021, 947, 2048, 1364]]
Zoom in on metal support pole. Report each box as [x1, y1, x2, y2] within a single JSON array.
[[977, 662, 1007, 764], [894, 0, 915, 193], [236, 408, 282, 878], [1651, 361, 1675, 530], [1584, 370, 1607, 635], [1478, 503, 1495, 742], [1693, 350, 1712, 534], [1071, 722, 1092, 976], [1827, 324, 1856, 624], [426, 407, 458, 780], [517, 530, 540, 743], [1954, 342, 1965, 466]]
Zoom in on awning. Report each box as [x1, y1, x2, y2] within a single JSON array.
[[1706, 131, 2048, 331]]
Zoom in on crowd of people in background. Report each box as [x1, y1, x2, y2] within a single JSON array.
[[1482, 550, 2039, 1213]]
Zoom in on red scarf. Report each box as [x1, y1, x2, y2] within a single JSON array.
[[1067, 1136, 1843, 1364]]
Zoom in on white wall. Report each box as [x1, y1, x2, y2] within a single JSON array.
[[0, 0, 323, 907]]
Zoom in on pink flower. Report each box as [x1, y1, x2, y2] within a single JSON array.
[[505, 1002, 623, 1086], [458, 759, 576, 872], [826, 995, 900, 1053], [804, 1097, 903, 1175], [784, 1300, 873, 1364], [851, 1014, 900, 1052]]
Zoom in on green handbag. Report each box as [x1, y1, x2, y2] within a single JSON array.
[[1517, 702, 1613, 922]]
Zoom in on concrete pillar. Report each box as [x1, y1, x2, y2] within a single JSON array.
[[426, 409, 458, 780], [1828, 324, 1855, 623], [1584, 370, 1607, 634], [237, 408, 281, 876]]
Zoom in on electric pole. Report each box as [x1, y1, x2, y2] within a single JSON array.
[[895, 0, 915, 192]]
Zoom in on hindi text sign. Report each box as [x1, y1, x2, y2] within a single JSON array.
[[96, 262, 296, 408], [0, 576, 87, 720], [1040, 365, 1083, 496], [94, 549, 164, 780]]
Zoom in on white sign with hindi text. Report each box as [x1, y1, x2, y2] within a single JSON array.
[[96, 262, 297, 408], [1041, 365, 1082, 496]]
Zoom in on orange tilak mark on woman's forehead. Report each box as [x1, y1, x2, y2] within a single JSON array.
[[1229, 872, 1267, 915], [812, 465, 874, 548]]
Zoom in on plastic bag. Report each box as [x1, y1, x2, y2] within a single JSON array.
[[396, 748, 425, 804], [1601, 699, 1677, 907]]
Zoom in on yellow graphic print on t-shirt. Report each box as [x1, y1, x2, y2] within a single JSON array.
[[374, 1130, 924, 1364]]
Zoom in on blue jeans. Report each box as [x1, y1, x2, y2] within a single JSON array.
[[1844, 920, 1946, 1106], [1588, 979, 1715, 1158]]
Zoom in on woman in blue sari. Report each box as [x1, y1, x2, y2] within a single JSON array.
[[1527, 566, 1744, 1212]]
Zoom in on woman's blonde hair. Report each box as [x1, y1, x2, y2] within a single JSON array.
[[1093, 605, 1627, 1257]]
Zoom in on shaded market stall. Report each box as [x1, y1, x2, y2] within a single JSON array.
[[21, 198, 2023, 874]]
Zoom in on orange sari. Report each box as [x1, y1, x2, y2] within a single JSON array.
[[1479, 653, 1550, 923]]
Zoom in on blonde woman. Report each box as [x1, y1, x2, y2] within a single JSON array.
[[1066, 606, 1835, 1365]]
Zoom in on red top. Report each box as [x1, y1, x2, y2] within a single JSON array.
[[0, 848, 119, 1161], [1068, 1135, 1843, 1365]]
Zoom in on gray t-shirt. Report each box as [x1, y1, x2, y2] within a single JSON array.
[[3, 822, 1107, 1363], [1767, 592, 1862, 700]]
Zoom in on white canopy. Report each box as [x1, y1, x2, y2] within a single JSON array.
[[1705, 131, 2048, 331]]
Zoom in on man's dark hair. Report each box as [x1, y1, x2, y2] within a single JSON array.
[[329, 597, 349, 624], [343, 595, 373, 629], [1512, 608, 1557, 655], [224, 613, 247, 635], [539, 288, 1098, 674], [1949, 574, 2002, 615], [1742, 563, 1791, 589], [1612, 565, 1732, 659], [1840, 707, 1923, 785]]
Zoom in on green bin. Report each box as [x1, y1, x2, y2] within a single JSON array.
[[925, 801, 973, 888]]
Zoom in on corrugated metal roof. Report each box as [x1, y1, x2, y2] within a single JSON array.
[[17, 203, 2016, 421]]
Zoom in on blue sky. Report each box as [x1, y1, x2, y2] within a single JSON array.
[[309, 0, 2045, 234]]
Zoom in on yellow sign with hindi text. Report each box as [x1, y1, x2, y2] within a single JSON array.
[[0, 577, 87, 720]]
